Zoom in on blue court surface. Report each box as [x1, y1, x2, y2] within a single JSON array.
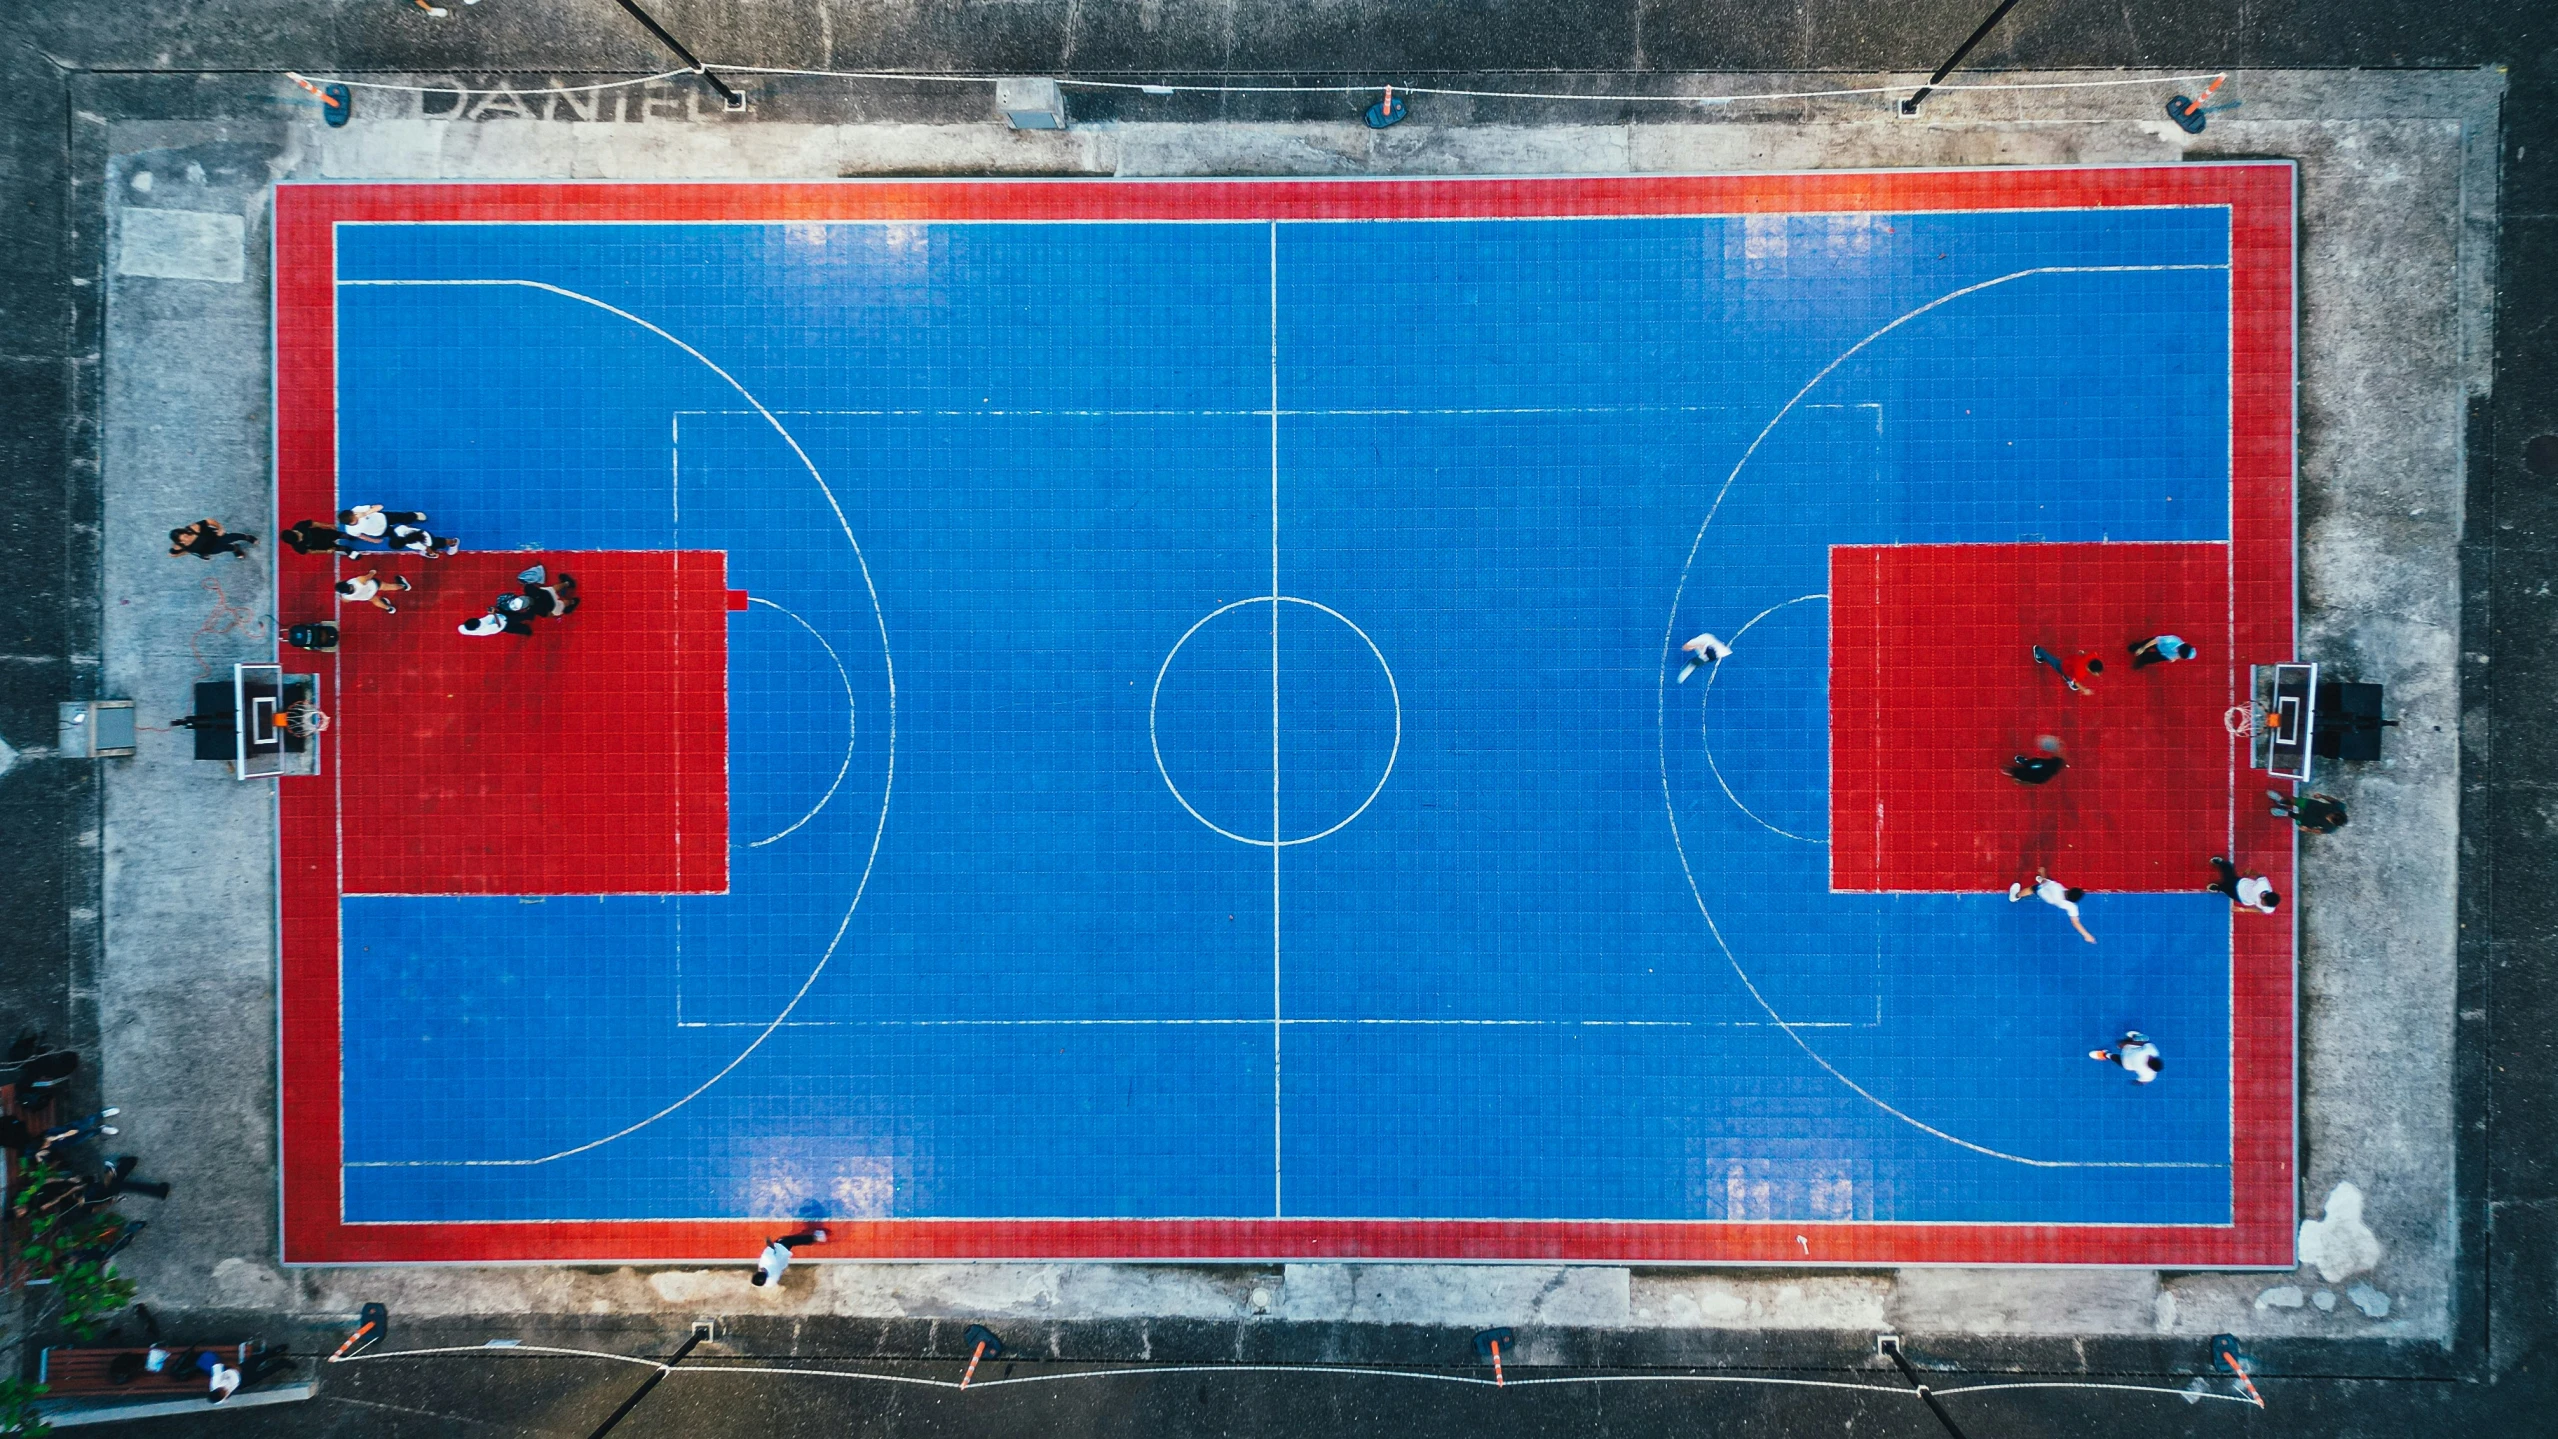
[[302, 179, 2280, 1259]]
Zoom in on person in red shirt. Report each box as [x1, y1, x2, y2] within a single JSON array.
[[2031, 644, 2104, 694]]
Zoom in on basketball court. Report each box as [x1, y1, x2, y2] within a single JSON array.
[[271, 167, 2296, 1266]]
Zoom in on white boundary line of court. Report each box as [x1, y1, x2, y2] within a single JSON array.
[[317, 195, 2240, 227], [326, 257, 2239, 1181]]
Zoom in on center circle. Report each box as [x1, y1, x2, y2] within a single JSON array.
[[1150, 596, 1402, 847]]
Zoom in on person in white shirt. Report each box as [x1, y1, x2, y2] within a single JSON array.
[[2007, 864, 2095, 943], [2089, 1031, 2164, 1083], [1676, 632, 1731, 684], [334, 569, 412, 614], [2208, 856, 2280, 913], [388, 523, 459, 559], [337, 505, 424, 541], [458, 609, 529, 638], [750, 1227, 829, 1286]]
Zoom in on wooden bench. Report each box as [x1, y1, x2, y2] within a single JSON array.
[[37, 1343, 266, 1397]]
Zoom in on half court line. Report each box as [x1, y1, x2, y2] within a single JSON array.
[[1267, 220, 1283, 1219]]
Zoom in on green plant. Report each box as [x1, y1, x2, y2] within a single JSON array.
[[13, 1162, 137, 1330], [3, 1158, 140, 1437], [0, 1374, 49, 1438]]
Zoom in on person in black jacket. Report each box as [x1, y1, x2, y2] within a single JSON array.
[[169, 519, 256, 559]]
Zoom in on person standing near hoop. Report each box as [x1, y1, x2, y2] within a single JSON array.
[[2005, 735, 2066, 785], [388, 522, 459, 559], [335, 569, 411, 614], [2208, 856, 2279, 913], [2129, 634, 2198, 669], [2270, 790, 2349, 834], [2031, 644, 2103, 694], [338, 504, 424, 541]]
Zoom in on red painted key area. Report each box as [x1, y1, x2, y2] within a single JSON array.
[[1831, 542, 2237, 894], [330, 549, 730, 897]]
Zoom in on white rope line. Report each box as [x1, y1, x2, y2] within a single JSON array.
[[332, 1342, 668, 1369], [327, 1342, 2261, 1407], [1935, 1379, 2259, 1406], [284, 64, 2228, 107], [288, 69, 691, 96]]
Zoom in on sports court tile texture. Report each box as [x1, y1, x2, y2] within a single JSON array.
[[272, 168, 2297, 1265]]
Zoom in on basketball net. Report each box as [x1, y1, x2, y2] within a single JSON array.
[[283, 699, 331, 738]]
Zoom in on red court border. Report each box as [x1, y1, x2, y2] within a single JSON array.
[[275, 167, 2297, 1266]]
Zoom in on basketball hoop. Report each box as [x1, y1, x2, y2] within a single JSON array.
[[283, 699, 331, 738], [2223, 704, 2255, 739]]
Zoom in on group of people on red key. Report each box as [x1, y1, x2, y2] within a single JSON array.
[[271, 504, 585, 638], [282, 504, 460, 563], [1997, 635, 2349, 1084]]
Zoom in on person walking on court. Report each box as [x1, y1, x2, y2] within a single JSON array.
[[2031, 645, 2103, 694], [87, 1154, 172, 1203], [387, 522, 459, 559], [1676, 632, 1731, 684], [458, 607, 532, 638], [335, 570, 411, 615], [338, 504, 425, 542], [168, 519, 256, 560], [2005, 735, 2066, 785], [2270, 789, 2349, 834], [504, 566, 579, 619], [2089, 1030, 2163, 1083], [2129, 634, 2198, 669], [751, 1227, 829, 1286], [2208, 856, 2280, 913], [2009, 864, 2096, 943], [280, 518, 373, 556]]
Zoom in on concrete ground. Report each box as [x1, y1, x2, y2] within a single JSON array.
[[2, 4, 2553, 1436]]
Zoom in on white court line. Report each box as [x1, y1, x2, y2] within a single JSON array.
[[1147, 596, 1402, 848], [1656, 262, 2231, 1172], [336, 277, 896, 1170], [738, 597, 857, 850], [1267, 221, 1282, 1219], [671, 1017, 1858, 1029], [678, 405, 1768, 417], [1696, 593, 1831, 846]]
